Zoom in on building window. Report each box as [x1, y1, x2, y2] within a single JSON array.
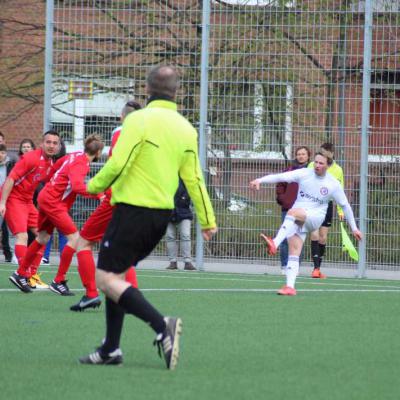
[[84, 115, 120, 146], [51, 122, 74, 144], [369, 70, 400, 162], [209, 81, 292, 159]]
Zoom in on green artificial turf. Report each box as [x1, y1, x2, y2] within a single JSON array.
[[0, 264, 399, 400]]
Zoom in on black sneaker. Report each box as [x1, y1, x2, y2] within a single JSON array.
[[154, 317, 183, 370], [79, 348, 123, 366], [49, 280, 75, 296], [166, 261, 178, 270], [9, 272, 32, 293], [184, 262, 196, 271], [70, 295, 101, 312]]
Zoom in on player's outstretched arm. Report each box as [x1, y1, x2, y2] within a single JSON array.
[[250, 169, 304, 190]]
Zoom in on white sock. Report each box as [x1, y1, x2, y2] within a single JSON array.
[[286, 255, 299, 289], [273, 215, 297, 248]]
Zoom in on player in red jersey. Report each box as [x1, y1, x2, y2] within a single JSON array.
[[10, 134, 104, 294], [70, 101, 141, 312], [1, 131, 60, 291]]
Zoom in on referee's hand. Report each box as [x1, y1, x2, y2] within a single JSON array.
[[202, 227, 218, 241]]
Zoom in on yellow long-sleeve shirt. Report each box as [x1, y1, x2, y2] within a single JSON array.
[[87, 99, 216, 229]]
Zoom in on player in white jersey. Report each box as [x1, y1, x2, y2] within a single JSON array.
[[250, 150, 362, 296]]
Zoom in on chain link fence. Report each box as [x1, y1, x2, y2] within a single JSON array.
[[46, 0, 400, 272]]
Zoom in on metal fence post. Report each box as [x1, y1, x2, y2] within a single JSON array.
[[195, 0, 211, 271], [358, 0, 373, 278], [43, 0, 54, 132]]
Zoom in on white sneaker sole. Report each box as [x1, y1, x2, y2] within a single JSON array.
[[169, 318, 183, 370]]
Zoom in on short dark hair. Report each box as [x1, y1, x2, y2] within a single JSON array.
[[147, 65, 179, 99], [125, 100, 142, 110], [0, 144, 7, 152], [43, 130, 60, 138], [121, 100, 142, 120], [18, 138, 36, 156], [0, 132, 4, 139], [84, 134, 104, 155], [295, 146, 311, 160], [320, 142, 334, 153]]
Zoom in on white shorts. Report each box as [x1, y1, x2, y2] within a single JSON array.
[[292, 209, 325, 242]]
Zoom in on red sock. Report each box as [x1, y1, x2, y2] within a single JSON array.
[[17, 240, 44, 277], [77, 249, 98, 298], [125, 267, 138, 288], [30, 246, 46, 276], [15, 244, 27, 276], [54, 245, 76, 283]]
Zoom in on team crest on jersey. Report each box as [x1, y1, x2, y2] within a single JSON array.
[[320, 187, 328, 196]]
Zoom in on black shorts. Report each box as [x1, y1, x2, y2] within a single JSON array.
[[321, 201, 333, 227], [97, 203, 172, 273]]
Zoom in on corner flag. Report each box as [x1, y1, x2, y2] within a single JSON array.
[[340, 222, 359, 261]]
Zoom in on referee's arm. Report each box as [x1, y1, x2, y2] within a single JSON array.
[[179, 147, 216, 230]]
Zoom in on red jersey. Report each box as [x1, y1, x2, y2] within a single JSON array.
[[108, 126, 122, 157], [39, 151, 93, 207], [103, 126, 122, 199], [7, 148, 54, 202]]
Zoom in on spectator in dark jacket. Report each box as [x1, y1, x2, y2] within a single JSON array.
[[275, 146, 310, 273], [166, 178, 196, 271], [0, 144, 14, 261]]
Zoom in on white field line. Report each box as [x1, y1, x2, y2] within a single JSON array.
[[0, 287, 399, 293], [2, 264, 398, 284], [135, 274, 400, 290], [1, 269, 400, 290]]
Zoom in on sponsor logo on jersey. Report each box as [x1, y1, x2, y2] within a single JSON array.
[[299, 190, 325, 205], [320, 187, 328, 196]]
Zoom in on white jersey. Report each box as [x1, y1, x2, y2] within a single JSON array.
[[257, 168, 358, 231]]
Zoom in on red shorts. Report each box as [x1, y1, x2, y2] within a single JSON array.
[[38, 197, 78, 236], [80, 196, 114, 242], [5, 197, 38, 235]]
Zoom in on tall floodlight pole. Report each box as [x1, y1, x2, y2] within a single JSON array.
[[358, 0, 373, 278], [195, 0, 211, 271], [43, 0, 55, 132]]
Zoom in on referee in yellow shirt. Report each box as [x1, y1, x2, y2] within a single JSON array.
[[79, 66, 217, 369]]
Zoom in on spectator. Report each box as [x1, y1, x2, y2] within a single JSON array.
[[0, 134, 26, 262], [166, 178, 196, 271], [0, 144, 13, 261], [275, 146, 310, 274], [18, 138, 36, 156]]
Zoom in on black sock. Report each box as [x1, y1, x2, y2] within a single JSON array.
[[319, 243, 326, 267], [311, 240, 320, 268], [118, 286, 166, 334], [101, 297, 125, 354]]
